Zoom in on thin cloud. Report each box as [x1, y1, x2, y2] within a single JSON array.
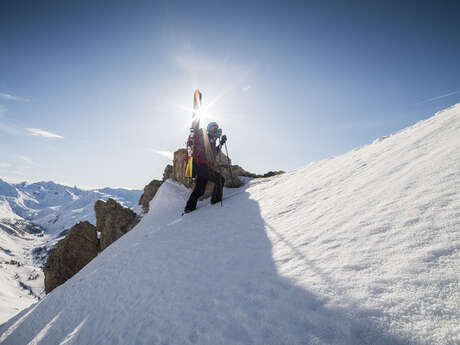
[[18, 155, 34, 165], [0, 162, 11, 168], [0, 122, 22, 136], [26, 128, 64, 139], [415, 89, 460, 105], [0, 111, 23, 135], [0, 93, 30, 102], [151, 149, 174, 159]]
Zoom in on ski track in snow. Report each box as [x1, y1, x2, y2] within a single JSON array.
[[1, 104, 460, 344]]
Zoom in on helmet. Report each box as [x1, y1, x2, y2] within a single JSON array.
[[207, 122, 219, 133]]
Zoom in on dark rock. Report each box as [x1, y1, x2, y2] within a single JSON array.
[[231, 165, 258, 178], [95, 198, 140, 251], [162, 164, 173, 181], [262, 170, 285, 178], [232, 167, 285, 179], [44, 199, 142, 293], [138, 180, 162, 213], [44, 221, 98, 293], [173, 149, 191, 188], [138, 165, 173, 214]]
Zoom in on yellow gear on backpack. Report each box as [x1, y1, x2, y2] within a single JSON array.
[[185, 157, 193, 178]]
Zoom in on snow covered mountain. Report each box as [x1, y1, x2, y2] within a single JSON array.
[[0, 199, 45, 323], [1, 180, 141, 235], [1, 104, 459, 344], [0, 180, 142, 324]]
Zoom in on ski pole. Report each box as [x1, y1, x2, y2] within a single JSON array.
[[224, 142, 234, 187], [219, 166, 223, 207], [215, 164, 223, 207]]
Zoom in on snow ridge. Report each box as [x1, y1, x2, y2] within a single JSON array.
[[1, 104, 459, 344]]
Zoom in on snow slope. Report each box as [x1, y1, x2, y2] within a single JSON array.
[[0, 200, 44, 324], [0, 181, 142, 324], [1, 104, 459, 344]]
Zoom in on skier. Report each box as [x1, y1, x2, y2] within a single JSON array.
[[184, 121, 227, 214]]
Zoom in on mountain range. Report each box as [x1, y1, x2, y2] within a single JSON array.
[[0, 180, 142, 323]]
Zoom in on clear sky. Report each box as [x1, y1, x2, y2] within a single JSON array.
[[1, 0, 460, 189]]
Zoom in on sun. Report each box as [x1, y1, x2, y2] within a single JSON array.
[[177, 101, 218, 124]]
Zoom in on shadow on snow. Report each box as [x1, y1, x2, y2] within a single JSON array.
[[0, 186, 414, 345]]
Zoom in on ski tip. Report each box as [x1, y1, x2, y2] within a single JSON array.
[[193, 90, 202, 109]]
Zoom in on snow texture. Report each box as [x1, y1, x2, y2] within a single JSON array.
[[0, 181, 141, 324], [1, 104, 460, 344]]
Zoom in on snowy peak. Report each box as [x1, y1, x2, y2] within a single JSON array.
[[0, 180, 142, 234], [0, 179, 18, 198]]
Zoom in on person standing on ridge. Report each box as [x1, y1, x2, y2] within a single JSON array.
[[184, 122, 227, 214]]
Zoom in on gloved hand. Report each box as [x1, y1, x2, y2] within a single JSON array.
[[220, 135, 227, 144]]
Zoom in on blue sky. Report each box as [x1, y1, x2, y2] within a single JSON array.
[[1, 1, 460, 189]]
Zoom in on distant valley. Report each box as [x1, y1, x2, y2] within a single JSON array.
[[0, 178, 141, 323]]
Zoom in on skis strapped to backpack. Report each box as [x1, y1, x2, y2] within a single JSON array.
[[185, 90, 202, 179]]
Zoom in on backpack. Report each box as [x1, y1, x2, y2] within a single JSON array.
[[185, 129, 215, 177]]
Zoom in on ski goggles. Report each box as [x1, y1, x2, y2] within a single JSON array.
[[209, 127, 222, 139]]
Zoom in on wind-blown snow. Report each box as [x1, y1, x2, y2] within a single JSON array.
[[1, 104, 459, 344]]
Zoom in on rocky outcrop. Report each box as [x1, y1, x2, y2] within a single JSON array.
[[138, 180, 162, 213], [44, 199, 141, 293], [44, 221, 98, 293], [173, 149, 191, 187], [172, 149, 284, 198], [219, 165, 244, 188], [95, 198, 140, 251], [260, 170, 285, 178], [138, 165, 173, 214], [163, 164, 173, 181], [233, 167, 285, 179], [172, 148, 243, 188]]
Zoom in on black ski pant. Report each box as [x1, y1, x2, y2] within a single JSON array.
[[185, 163, 225, 212]]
